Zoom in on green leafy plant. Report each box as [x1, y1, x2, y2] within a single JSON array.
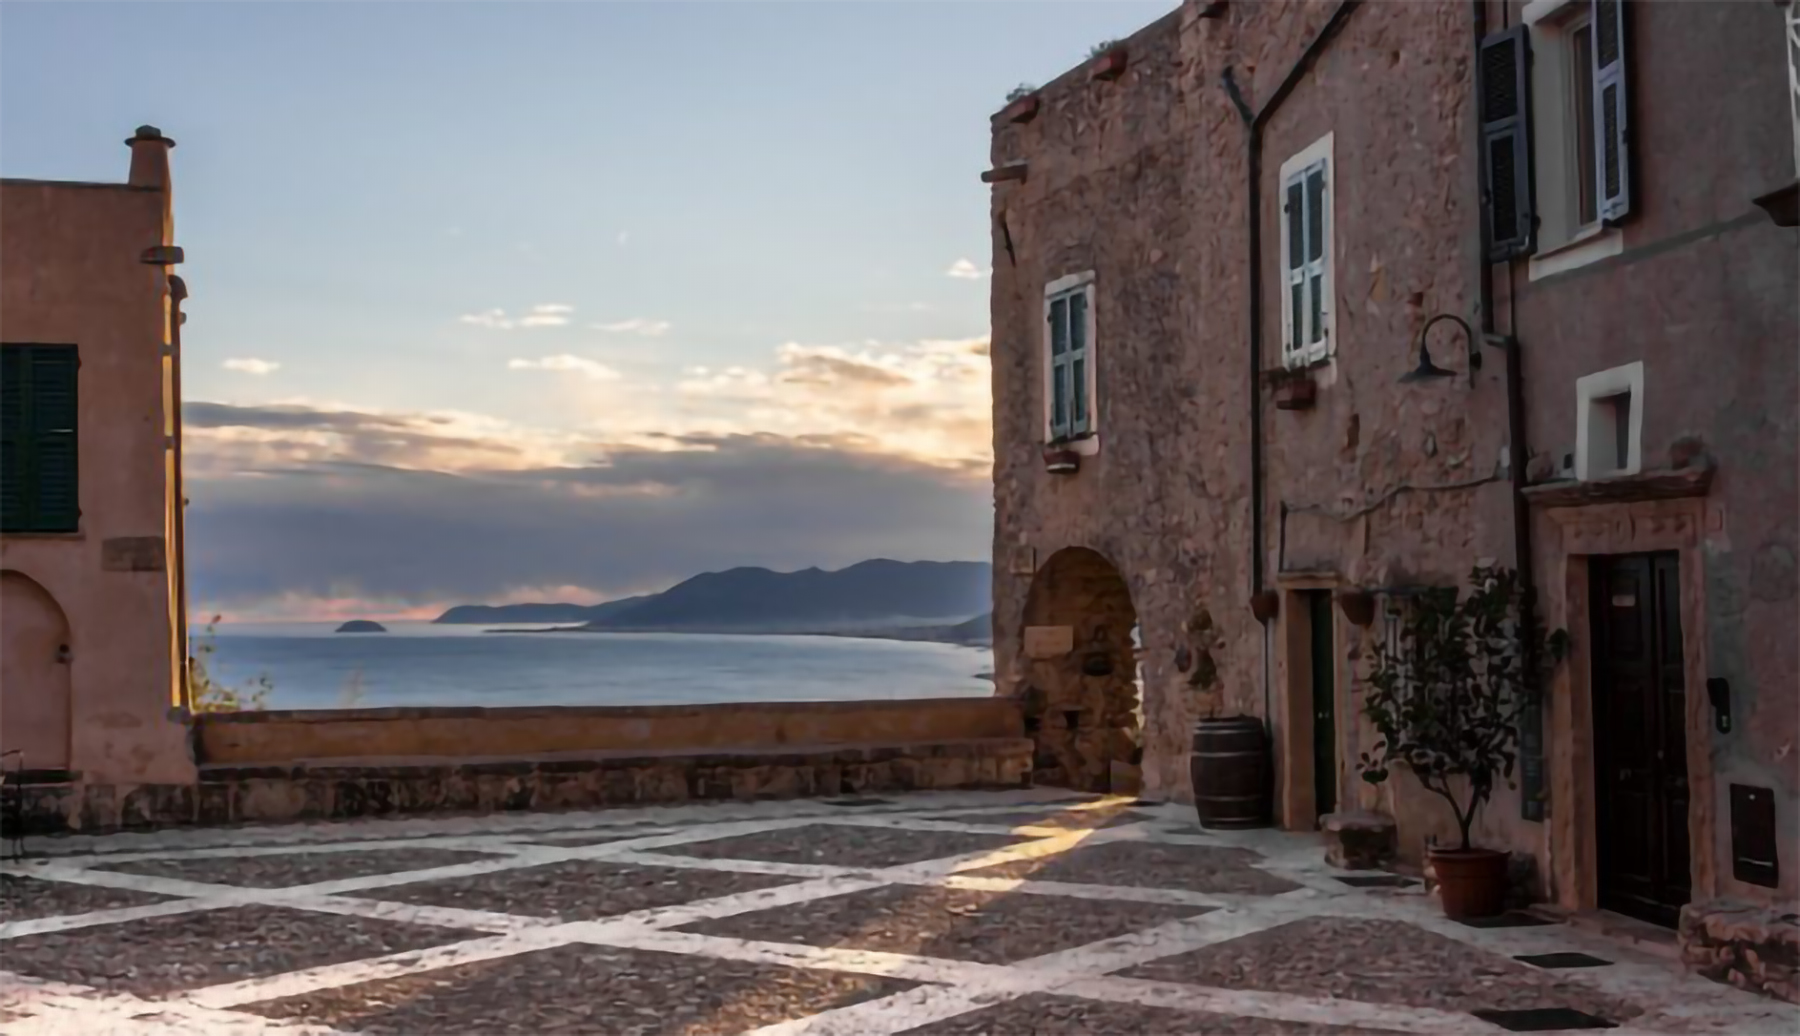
[[1006, 83, 1036, 103], [189, 615, 273, 713], [1088, 38, 1122, 60], [1357, 565, 1567, 851]]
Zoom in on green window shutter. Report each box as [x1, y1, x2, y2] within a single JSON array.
[[30, 347, 80, 532], [0, 344, 79, 533], [0, 347, 28, 531], [1479, 25, 1536, 260]]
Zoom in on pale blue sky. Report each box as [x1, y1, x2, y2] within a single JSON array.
[[1, 0, 1173, 617]]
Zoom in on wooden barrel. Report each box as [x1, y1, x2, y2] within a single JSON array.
[[1190, 716, 1272, 829]]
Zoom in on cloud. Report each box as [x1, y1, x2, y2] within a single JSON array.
[[591, 318, 671, 337], [458, 304, 574, 330], [676, 335, 992, 468], [507, 355, 621, 381], [222, 358, 281, 375], [616, 231, 630, 246], [945, 259, 989, 280], [181, 401, 989, 617]]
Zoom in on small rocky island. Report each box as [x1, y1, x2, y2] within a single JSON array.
[[334, 619, 388, 634]]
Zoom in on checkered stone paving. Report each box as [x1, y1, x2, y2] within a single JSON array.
[[1, 789, 1793, 1036]]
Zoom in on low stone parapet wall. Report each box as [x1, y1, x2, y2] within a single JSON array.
[[6, 736, 1032, 835], [195, 698, 1022, 765]]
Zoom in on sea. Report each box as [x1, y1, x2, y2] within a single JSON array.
[[205, 622, 996, 711]]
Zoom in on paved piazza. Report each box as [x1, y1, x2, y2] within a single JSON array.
[[2, 791, 1795, 1035]]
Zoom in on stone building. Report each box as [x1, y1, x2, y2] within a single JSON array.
[[1, 127, 195, 796], [986, 0, 1796, 963]]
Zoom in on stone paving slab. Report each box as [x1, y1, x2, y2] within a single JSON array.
[[896, 993, 1407, 1035], [1, 872, 173, 922], [1, 791, 1792, 1036], [660, 824, 1028, 869], [93, 848, 505, 889], [966, 838, 1304, 895], [240, 943, 920, 1035], [1118, 916, 1644, 1023], [1, 904, 480, 997], [675, 883, 1209, 965], [365, 858, 801, 920]]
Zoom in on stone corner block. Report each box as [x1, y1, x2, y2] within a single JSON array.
[[1321, 809, 1398, 870]]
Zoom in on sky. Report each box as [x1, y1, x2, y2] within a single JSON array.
[[0, 0, 1173, 620]]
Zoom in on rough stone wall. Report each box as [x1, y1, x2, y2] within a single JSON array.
[[1505, 0, 1800, 908], [4, 739, 1033, 835], [1018, 548, 1142, 791], [991, 0, 1506, 845]]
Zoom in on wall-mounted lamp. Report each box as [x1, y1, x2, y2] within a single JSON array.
[[1399, 313, 1480, 388]]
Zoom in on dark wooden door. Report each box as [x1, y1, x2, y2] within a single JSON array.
[[1306, 591, 1337, 820], [1591, 553, 1691, 927]]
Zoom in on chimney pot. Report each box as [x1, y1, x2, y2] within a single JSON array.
[[125, 123, 176, 190]]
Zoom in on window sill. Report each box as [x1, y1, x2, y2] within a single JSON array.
[[1528, 225, 1623, 281], [1044, 434, 1101, 458]]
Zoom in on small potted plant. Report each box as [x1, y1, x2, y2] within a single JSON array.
[[1265, 366, 1317, 411], [1043, 441, 1080, 474], [1357, 564, 1565, 919]]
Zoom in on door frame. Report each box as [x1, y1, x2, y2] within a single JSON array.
[[1274, 572, 1346, 830], [1542, 496, 1718, 916]]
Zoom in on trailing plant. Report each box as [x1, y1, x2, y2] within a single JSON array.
[[1005, 83, 1037, 103], [1357, 564, 1567, 851], [189, 615, 273, 713], [1088, 38, 1123, 59]]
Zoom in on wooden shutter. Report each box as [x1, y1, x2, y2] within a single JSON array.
[[1479, 25, 1535, 260], [1593, 0, 1632, 223], [1069, 289, 1091, 435], [0, 347, 27, 530], [29, 347, 80, 532], [1048, 297, 1070, 440]]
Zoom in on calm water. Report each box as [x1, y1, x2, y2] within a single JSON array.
[[205, 622, 994, 710]]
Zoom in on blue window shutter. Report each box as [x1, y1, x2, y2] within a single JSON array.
[[1592, 0, 1631, 223], [1479, 25, 1536, 260]]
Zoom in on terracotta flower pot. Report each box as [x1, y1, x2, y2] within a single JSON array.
[[1090, 48, 1129, 81], [1273, 376, 1317, 410], [1429, 846, 1509, 919], [1335, 589, 1376, 627], [1249, 590, 1280, 624], [1043, 447, 1080, 474]]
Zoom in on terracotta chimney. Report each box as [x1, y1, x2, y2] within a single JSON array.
[[125, 125, 175, 190]]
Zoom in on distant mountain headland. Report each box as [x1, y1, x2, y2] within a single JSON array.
[[435, 560, 991, 641], [334, 619, 388, 633]]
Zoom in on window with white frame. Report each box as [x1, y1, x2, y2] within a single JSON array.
[[1043, 273, 1095, 442], [1491, 0, 1633, 264], [1279, 134, 1334, 368]]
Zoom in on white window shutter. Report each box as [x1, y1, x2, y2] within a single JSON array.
[[1592, 0, 1632, 223]]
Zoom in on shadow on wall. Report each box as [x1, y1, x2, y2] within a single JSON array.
[[0, 571, 72, 771], [1018, 547, 1143, 793]]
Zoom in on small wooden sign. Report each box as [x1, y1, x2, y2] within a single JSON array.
[[1024, 625, 1073, 659]]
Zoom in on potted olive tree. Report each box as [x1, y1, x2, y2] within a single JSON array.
[[1357, 564, 1565, 919]]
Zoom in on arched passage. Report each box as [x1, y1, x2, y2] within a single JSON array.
[[1018, 547, 1142, 792], [1, 570, 73, 771]]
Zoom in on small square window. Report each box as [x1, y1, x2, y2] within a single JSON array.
[[1574, 361, 1643, 482]]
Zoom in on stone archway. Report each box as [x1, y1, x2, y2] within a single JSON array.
[[1018, 547, 1142, 792], [1, 570, 73, 771]]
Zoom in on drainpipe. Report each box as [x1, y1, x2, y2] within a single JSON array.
[[1221, 0, 1363, 729], [1468, 0, 1547, 822], [168, 275, 191, 711]]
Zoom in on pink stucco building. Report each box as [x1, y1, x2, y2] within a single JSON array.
[[1, 126, 194, 793]]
